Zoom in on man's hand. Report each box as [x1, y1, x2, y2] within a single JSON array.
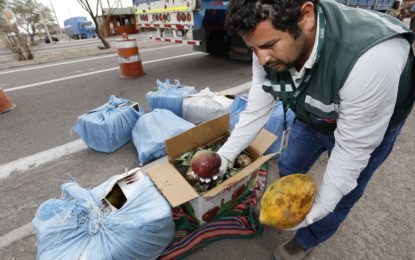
[[285, 203, 331, 231], [199, 152, 233, 183]]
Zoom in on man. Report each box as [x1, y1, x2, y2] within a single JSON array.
[[208, 0, 414, 259]]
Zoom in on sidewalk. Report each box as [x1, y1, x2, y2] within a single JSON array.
[[0, 34, 167, 71], [0, 42, 116, 71]]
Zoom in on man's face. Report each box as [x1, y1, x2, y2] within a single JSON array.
[[241, 3, 316, 72]]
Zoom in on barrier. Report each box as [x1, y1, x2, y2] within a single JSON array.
[[116, 33, 145, 79], [0, 88, 16, 113]]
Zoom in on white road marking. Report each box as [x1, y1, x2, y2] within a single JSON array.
[[0, 139, 87, 180], [0, 223, 34, 249], [4, 52, 204, 92], [0, 44, 187, 76]]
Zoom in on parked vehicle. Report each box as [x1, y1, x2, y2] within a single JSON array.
[[133, 0, 401, 61], [44, 35, 59, 44], [64, 16, 96, 40]]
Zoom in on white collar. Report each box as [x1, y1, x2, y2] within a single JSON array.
[[289, 13, 320, 76]]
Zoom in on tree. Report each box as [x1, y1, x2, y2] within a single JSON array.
[[11, 0, 55, 44], [77, 0, 122, 49], [0, 0, 34, 61]]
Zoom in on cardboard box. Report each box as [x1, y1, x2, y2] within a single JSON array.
[[80, 167, 144, 260], [101, 167, 144, 213], [147, 114, 276, 225]]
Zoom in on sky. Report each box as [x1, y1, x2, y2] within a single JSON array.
[[38, 0, 133, 27]]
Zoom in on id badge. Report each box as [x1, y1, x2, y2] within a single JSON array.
[[279, 128, 291, 153]]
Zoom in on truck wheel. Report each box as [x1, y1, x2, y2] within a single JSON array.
[[206, 30, 231, 56]]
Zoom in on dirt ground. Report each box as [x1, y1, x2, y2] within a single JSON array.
[[1, 40, 415, 259]]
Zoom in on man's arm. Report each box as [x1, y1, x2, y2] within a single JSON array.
[[218, 54, 276, 162], [314, 37, 410, 216]]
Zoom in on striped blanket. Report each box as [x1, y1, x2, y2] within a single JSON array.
[[159, 164, 268, 259]]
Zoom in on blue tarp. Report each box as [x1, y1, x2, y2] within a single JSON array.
[[33, 174, 175, 260], [73, 95, 144, 153], [145, 79, 197, 117], [132, 109, 195, 166]]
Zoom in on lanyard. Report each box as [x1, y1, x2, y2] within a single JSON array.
[[280, 6, 326, 129]]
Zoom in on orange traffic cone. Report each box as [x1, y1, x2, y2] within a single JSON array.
[[116, 33, 145, 79], [0, 88, 16, 113]]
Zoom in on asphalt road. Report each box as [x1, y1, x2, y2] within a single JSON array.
[[1, 42, 252, 164]]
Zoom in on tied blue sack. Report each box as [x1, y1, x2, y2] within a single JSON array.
[[229, 94, 295, 154], [132, 109, 195, 166], [73, 95, 144, 153], [145, 79, 197, 117], [32, 173, 175, 260]]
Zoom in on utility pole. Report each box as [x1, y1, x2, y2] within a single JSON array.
[[49, 0, 63, 37]]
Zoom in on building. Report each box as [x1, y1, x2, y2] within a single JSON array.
[[100, 7, 138, 37]]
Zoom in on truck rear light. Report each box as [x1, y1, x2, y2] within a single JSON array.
[[187, 13, 191, 21], [177, 13, 182, 22], [181, 13, 186, 22], [155, 14, 159, 21], [145, 15, 149, 22], [163, 14, 167, 21]]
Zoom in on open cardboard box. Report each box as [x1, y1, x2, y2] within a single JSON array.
[[147, 114, 276, 225]]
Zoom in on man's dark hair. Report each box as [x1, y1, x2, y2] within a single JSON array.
[[225, 0, 319, 39]]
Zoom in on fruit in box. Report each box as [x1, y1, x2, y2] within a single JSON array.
[[190, 150, 221, 178], [259, 174, 317, 229], [173, 135, 253, 194]]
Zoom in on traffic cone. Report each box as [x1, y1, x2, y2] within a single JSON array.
[[116, 33, 145, 79], [0, 88, 16, 113]]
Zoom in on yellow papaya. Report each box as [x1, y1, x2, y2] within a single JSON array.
[[259, 174, 317, 229]]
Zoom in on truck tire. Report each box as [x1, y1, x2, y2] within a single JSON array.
[[206, 29, 231, 56]]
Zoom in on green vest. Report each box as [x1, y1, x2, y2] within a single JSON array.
[[263, 0, 415, 132]]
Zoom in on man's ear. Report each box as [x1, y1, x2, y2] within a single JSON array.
[[300, 2, 316, 32]]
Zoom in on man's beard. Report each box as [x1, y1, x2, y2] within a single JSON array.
[[265, 60, 291, 72], [266, 36, 309, 72]]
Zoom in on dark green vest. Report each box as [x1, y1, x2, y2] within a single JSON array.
[[263, 0, 415, 132]]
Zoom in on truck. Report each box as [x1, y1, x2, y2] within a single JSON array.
[[133, 0, 401, 61], [64, 16, 96, 40]]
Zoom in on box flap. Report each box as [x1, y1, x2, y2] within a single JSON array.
[[203, 153, 275, 197], [147, 160, 199, 207], [248, 128, 278, 156], [165, 114, 230, 160]]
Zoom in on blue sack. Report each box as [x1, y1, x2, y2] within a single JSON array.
[[33, 171, 175, 260], [145, 79, 197, 117], [73, 95, 144, 153], [230, 94, 295, 154], [132, 109, 195, 166]]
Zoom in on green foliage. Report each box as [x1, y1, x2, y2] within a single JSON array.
[[11, 0, 55, 35]]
